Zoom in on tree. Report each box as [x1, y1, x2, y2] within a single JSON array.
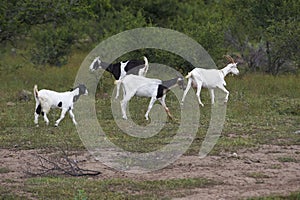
[[225, 0, 299, 74]]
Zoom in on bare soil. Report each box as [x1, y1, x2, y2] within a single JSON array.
[[1, 144, 300, 199]]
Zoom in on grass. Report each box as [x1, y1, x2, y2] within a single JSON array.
[[23, 177, 218, 199], [277, 156, 298, 163], [0, 167, 11, 174], [0, 50, 299, 199]]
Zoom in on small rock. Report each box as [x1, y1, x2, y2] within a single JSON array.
[[7, 102, 16, 106], [294, 130, 300, 134], [18, 89, 32, 101]]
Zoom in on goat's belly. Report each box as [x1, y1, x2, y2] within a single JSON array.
[[135, 90, 153, 97]]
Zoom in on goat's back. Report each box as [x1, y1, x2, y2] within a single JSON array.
[[37, 89, 74, 109], [190, 68, 224, 88], [122, 75, 162, 96]]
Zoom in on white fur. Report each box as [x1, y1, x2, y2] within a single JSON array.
[[33, 85, 88, 127], [181, 62, 239, 106], [119, 75, 184, 120]]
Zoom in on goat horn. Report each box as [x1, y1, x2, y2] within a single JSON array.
[[224, 55, 235, 63]]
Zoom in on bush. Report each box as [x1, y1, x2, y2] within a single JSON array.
[[30, 26, 74, 67]]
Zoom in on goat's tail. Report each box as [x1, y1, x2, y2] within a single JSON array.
[[114, 80, 121, 85], [33, 85, 39, 101], [185, 72, 192, 79], [143, 56, 149, 75]]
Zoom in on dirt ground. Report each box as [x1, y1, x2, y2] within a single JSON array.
[[1, 144, 300, 199]]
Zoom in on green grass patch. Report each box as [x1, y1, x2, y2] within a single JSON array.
[[24, 177, 218, 199], [0, 167, 10, 173], [0, 186, 25, 200], [0, 60, 299, 153], [246, 172, 270, 179], [277, 157, 298, 163]]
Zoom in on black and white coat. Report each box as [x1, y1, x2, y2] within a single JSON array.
[[33, 84, 88, 127], [89, 56, 149, 99], [119, 74, 185, 120]]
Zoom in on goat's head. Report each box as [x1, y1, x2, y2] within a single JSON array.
[[224, 55, 239, 75], [89, 57, 102, 72], [74, 84, 88, 95]]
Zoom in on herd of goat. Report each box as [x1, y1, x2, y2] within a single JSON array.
[[33, 55, 239, 126]]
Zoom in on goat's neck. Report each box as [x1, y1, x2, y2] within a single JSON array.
[[162, 78, 178, 90], [220, 65, 231, 77], [99, 61, 111, 72], [71, 88, 81, 102]]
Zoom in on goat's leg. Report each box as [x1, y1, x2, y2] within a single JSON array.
[[69, 109, 77, 125], [158, 95, 173, 119], [145, 97, 157, 120], [121, 92, 135, 120], [34, 112, 39, 126], [43, 113, 50, 126], [34, 103, 40, 126], [115, 81, 120, 99], [55, 108, 68, 126], [209, 89, 215, 105], [120, 100, 128, 120], [218, 85, 229, 103], [195, 81, 204, 106], [181, 78, 192, 105]]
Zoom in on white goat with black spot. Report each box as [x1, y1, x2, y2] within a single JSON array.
[[33, 84, 88, 127], [118, 74, 185, 120], [89, 56, 149, 99]]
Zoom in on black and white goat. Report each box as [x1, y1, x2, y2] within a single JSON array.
[[118, 74, 185, 120], [181, 55, 239, 106], [89, 56, 149, 99], [33, 84, 88, 127]]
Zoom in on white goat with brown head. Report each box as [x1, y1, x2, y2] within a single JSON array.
[[181, 55, 239, 106]]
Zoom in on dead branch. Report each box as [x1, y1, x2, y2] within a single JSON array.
[[25, 148, 101, 177]]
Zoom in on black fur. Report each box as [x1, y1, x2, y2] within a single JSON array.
[[72, 84, 87, 102], [57, 102, 62, 107], [156, 84, 168, 98], [36, 104, 42, 115], [36, 104, 44, 116], [124, 60, 145, 75], [105, 62, 121, 79], [101, 60, 145, 80]]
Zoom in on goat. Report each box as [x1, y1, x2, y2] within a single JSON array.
[[33, 84, 88, 127], [181, 55, 239, 106], [89, 56, 149, 99], [119, 74, 185, 120]]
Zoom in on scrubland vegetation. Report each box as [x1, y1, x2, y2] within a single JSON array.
[[0, 0, 299, 199]]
